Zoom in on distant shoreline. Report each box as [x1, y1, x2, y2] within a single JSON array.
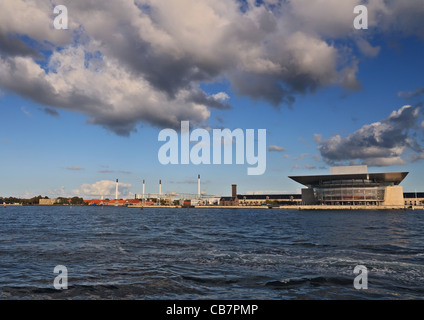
[[129, 204, 422, 210], [7, 204, 423, 210]]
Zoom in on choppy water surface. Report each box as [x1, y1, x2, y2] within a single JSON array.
[[0, 206, 423, 299]]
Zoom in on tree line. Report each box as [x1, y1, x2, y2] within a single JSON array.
[[0, 196, 86, 205]]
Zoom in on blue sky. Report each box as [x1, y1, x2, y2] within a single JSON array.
[[1, 0, 424, 199]]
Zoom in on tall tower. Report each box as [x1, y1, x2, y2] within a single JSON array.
[[115, 179, 119, 200], [232, 184, 237, 199], [198, 174, 201, 198], [142, 179, 145, 199], [159, 179, 162, 196]]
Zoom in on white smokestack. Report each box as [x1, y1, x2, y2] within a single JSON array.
[[142, 179, 145, 199], [159, 179, 162, 196], [198, 174, 201, 198], [115, 179, 119, 200]]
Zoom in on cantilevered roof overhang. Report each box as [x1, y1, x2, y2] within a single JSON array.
[[289, 172, 409, 188]]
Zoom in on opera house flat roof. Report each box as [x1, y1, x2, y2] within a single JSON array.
[[289, 172, 409, 187]]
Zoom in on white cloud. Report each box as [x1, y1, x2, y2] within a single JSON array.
[[73, 180, 132, 198], [212, 92, 230, 102]]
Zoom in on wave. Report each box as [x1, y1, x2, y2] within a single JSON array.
[[0, 282, 204, 300], [291, 241, 334, 248], [265, 276, 352, 289], [355, 244, 423, 256], [181, 275, 239, 286]]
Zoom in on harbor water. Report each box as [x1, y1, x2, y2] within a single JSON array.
[[0, 206, 423, 299]]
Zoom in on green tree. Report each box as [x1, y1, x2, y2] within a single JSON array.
[[70, 197, 86, 205]]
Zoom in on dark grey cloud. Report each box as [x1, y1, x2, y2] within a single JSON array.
[[316, 105, 424, 166], [381, 0, 424, 37], [41, 107, 60, 118], [186, 89, 231, 110], [0, 32, 38, 57], [1, 0, 424, 135], [230, 71, 295, 106]]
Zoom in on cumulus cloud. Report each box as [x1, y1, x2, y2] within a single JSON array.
[[316, 105, 424, 166], [0, 0, 423, 135], [73, 180, 132, 198]]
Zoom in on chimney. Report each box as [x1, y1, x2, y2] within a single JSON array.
[[159, 179, 162, 196], [198, 174, 201, 198], [115, 179, 119, 200], [142, 179, 145, 199], [232, 184, 237, 199]]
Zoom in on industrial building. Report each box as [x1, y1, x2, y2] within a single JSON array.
[[289, 165, 408, 206], [219, 184, 239, 206], [238, 193, 302, 206], [219, 184, 301, 206]]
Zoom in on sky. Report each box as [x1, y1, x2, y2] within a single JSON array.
[[1, 0, 424, 199]]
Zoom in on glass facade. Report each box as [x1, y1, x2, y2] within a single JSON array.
[[313, 178, 393, 205]]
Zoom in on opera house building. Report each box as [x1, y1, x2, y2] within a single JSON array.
[[289, 165, 408, 206]]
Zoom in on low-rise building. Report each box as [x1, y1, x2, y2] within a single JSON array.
[[403, 192, 424, 206], [39, 198, 58, 205]]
